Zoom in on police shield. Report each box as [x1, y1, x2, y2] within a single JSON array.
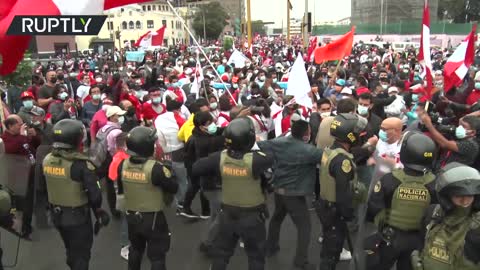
[[0, 153, 34, 236]]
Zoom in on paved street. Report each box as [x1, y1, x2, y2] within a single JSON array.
[[0, 195, 361, 270]]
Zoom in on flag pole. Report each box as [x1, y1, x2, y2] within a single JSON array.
[[166, 0, 237, 105]]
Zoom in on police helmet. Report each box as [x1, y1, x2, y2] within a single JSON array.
[[52, 119, 85, 149], [399, 132, 436, 172], [436, 162, 480, 212], [0, 188, 11, 217], [330, 113, 367, 144], [126, 127, 158, 158], [224, 117, 255, 152]]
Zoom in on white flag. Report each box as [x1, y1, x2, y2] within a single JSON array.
[[286, 53, 313, 109], [227, 49, 248, 68], [191, 51, 204, 99]]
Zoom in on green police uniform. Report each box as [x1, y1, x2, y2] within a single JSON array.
[[220, 150, 265, 207], [121, 159, 165, 212], [43, 151, 89, 207], [384, 169, 435, 231], [419, 207, 480, 270], [319, 147, 366, 205]]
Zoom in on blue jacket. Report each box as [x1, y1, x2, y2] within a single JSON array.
[[258, 136, 323, 196]]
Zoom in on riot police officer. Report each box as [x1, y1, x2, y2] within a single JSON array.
[[411, 162, 480, 270], [192, 117, 273, 270], [365, 132, 437, 270], [117, 126, 178, 270], [316, 113, 367, 270], [42, 119, 109, 270], [0, 187, 14, 270]]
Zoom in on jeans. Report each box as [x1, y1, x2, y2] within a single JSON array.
[[203, 190, 222, 245], [172, 161, 188, 204]]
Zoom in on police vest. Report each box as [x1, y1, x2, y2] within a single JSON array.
[[43, 151, 89, 207], [122, 158, 165, 212], [319, 147, 365, 204], [386, 169, 434, 231], [220, 151, 265, 208], [421, 207, 480, 270]]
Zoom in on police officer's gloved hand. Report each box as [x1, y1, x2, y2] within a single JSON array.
[[94, 208, 110, 235]]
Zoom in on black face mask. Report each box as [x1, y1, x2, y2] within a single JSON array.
[[126, 107, 136, 116], [49, 78, 57, 84]]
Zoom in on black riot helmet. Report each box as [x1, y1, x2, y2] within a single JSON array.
[[399, 132, 436, 172], [52, 119, 85, 149], [126, 126, 158, 158], [224, 117, 256, 152], [436, 162, 480, 212], [330, 113, 367, 145]]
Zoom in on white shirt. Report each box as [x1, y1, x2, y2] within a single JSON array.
[[374, 139, 403, 175]]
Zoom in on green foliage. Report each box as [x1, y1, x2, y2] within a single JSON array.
[[252, 20, 267, 35], [438, 0, 480, 23], [223, 36, 234, 50], [0, 53, 33, 87], [192, 2, 229, 40]]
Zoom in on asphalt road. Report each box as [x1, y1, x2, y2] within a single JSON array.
[[1, 196, 357, 270]]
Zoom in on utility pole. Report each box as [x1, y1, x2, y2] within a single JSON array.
[[303, 0, 308, 48], [287, 0, 291, 45], [202, 10, 206, 43], [247, 0, 252, 48], [380, 0, 384, 35]]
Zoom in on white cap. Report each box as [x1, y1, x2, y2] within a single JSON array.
[[475, 71, 480, 81], [434, 70, 443, 76], [106, 106, 126, 118], [184, 68, 193, 75], [388, 86, 399, 94], [340, 87, 353, 95]]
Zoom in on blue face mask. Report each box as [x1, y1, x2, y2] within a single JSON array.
[[23, 100, 34, 109], [379, 129, 389, 142], [456, 125, 467, 139], [412, 94, 419, 102], [475, 82, 480, 90], [207, 123, 217, 135], [357, 105, 369, 116], [152, 97, 162, 104]]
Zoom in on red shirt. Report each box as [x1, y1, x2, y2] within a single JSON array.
[[1, 131, 40, 156], [90, 109, 108, 141], [142, 102, 166, 121], [466, 90, 480, 106], [281, 114, 292, 134]]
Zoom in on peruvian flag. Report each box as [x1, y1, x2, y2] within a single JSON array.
[[0, 0, 153, 75], [306, 36, 318, 62], [314, 27, 355, 64], [190, 50, 204, 99], [417, 0, 433, 97], [443, 25, 477, 93], [134, 25, 166, 48]]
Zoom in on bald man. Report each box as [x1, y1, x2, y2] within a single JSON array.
[[371, 117, 404, 178]]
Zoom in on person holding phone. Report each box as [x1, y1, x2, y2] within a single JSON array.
[[48, 84, 78, 125]]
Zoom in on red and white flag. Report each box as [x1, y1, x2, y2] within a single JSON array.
[[307, 36, 318, 62], [417, 0, 433, 97], [443, 25, 477, 93], [190, 49, 204, 99], [0, 0, 153, 75], [134, 25, 166, 49]]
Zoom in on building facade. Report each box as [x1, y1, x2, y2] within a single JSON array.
[[351, 0, 438, 25], [76, 1, 187, 51]]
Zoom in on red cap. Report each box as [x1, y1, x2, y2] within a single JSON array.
[[232, 76, 239, 83], [20, 91, 34, 100]]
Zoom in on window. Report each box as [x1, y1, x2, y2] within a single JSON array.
[[152, 5, 156, 11], [171, 21, 174, 28], [120, 8, 124, 12], [107, 21, 113, 30], [128, 21, 134, 29], [147, 20, 154, 29], [130, 40, 135, 46], [121, 21, 127, 30], [129, 11, 132, 16], [142, 5, 146, 11], [136, 21, 141, 29], [147, 5, 151, 11], [162, 20, 167, 26]]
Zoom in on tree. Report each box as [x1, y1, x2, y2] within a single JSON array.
[[192, 2, 229, 41], [437, 0, 480, 23], [252, 20, 267, 35], [1, 53, 32, 87]]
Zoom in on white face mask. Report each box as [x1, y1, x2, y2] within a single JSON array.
[[95, 77, 102, 83], [320, 112, 331, 118]]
